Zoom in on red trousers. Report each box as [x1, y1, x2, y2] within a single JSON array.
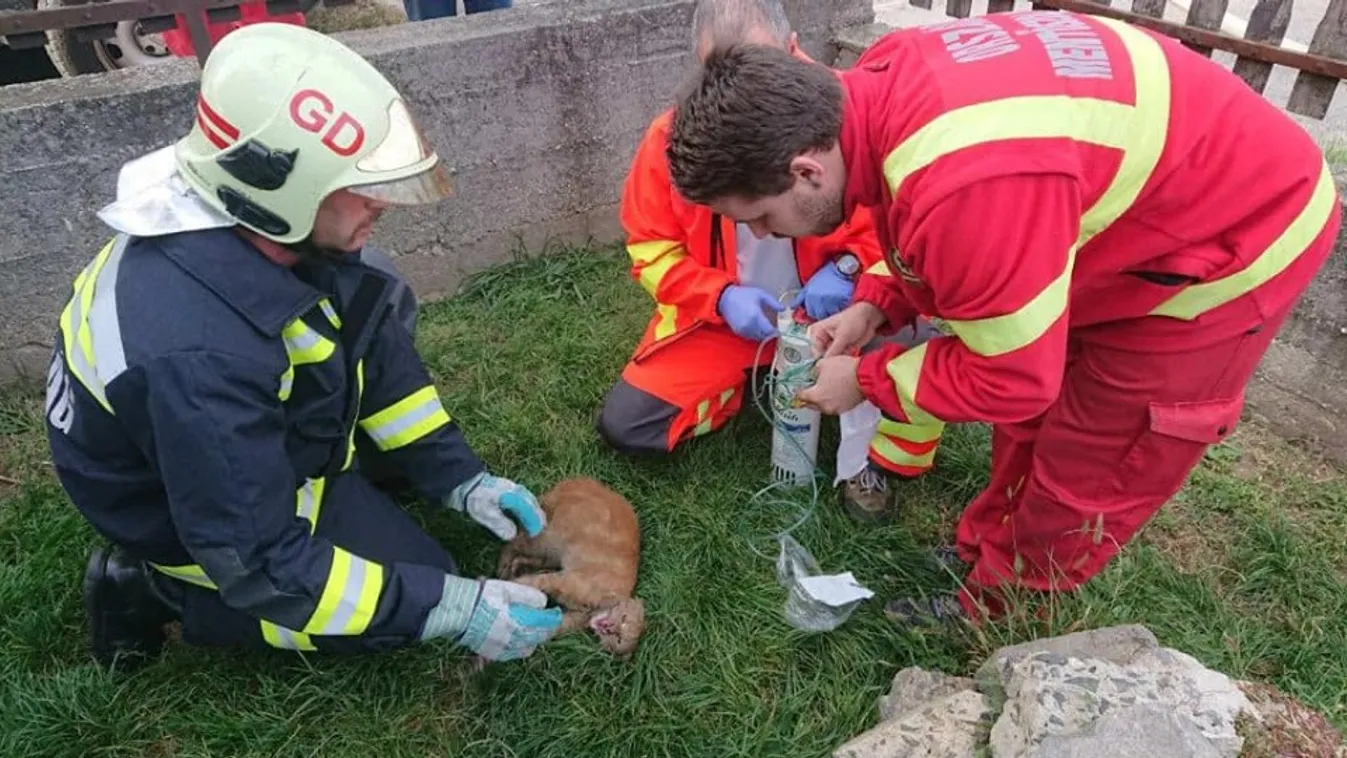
[[601, 322, 944, 474], [954, 299, 1297, 620]]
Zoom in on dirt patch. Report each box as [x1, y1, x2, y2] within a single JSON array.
[[1141, 504, 1238, 578], [1237, 680, 1346, 757]]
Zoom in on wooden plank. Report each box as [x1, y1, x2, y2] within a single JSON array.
[[1231, 0, 1293, 94], [987, 0, 1015, 12], [1182, 0, 1231, 56], [1287, 0, 1347, 118], [1031, 0, 1347, 81], [909, 0, 933, 9], [947, 0, 973, 17], [1131, 0, 1166, 18]]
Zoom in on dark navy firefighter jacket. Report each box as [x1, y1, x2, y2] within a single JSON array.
[[44, 227, 484, 648]]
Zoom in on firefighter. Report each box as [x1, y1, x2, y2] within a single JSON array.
[[662, 12, 1339, 626], [596, 0, 947, 522], [46, 23, 564, 669]]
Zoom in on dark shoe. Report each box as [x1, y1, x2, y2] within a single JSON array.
[[83, 545, 178, 671], [929, 544, 966, 575], [883, 592, 968, 630], [841, 463, 895, 523]]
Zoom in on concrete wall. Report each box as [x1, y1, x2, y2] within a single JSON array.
[[0, 0, 872, 383]]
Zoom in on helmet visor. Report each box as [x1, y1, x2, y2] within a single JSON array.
[[346, 97, 452, 205], [346, 161, 452, 204]]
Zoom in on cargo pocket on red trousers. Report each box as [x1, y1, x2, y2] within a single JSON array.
[[1118, 393, 1247, 503]]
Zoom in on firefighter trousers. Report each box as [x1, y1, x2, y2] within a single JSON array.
[[159, 471, 459, 654], [953, 299, 1298, 620], [597, 317, 947, 477]]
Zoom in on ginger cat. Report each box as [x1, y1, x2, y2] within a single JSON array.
[[497, 477, 645, 657]]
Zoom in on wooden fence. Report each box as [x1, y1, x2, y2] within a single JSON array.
[[882, 0, 1347, 119]]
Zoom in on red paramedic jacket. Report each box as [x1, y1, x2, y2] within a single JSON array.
[[843, 11, 1339, 429]]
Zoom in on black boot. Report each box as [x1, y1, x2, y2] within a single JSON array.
[[83, 545, 179, 671]]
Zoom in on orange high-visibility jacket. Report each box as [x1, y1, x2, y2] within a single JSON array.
[[842, 11, 1338, 428], [620, 110, 885, 361]]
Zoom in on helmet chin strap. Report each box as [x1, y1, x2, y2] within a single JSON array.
[[284, 234, 353, 265]]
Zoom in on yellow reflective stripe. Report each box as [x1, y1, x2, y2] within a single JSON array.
[[885, 19, 1169, 358], [884, 342, 940, 426], [281, 318, 335, 365], [877, 416, 945, 444], [694, 398, 713, 436], [654, 303, 679, 341], [148, 562, 218, 590], [865, 261, 892, 277], [278, 365, 295, 401], [342, 359, 365, 471], [296, 476, 326, 533], [60, 237, 127, 413], [719, 387, 735, 406], [261, 620, 316, 651], [1150, 160, 1337, 320], [318, 299, 342, 329], [870, 435, 937, 469], [358, 383, 450, 452], [302, 547, 384, 636], [630, 241, 686, 341]]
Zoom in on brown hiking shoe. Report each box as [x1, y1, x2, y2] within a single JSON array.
[[841, 464, 894, 523]]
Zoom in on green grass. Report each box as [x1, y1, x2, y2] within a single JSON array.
[[2, 242, 1346, 757]]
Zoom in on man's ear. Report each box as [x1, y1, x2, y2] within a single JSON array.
[[790, 154, 826, 189]]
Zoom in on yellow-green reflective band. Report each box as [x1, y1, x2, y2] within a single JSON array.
[[653, 303, 679, 341], [870, 436, 937, 469], [884, 342, 941, 426], [261, 620, 316, 651], [318, 299, 342, 329], [279, 365, 295, 401], [882, 19, 1170, 358], [296, 477, 326, 533], [865, 260, 892, 277], [61, 236, 133, 414], [359, 383, 449, 452], [1150, 160, 1337, 320], [878, 416, 946, 444], [942, 244, 1078, 357], [281, 318, 335, 366], [148, 562, 218, 590], [302, 547, 384, 637], [694, 397, 713, 436]]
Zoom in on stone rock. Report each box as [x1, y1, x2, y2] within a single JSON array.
[[834, 689, 995, 758], [987, 648, 1253, 758], [1033, 704, 1223, 758], [976, 625, 1160, 707], [879, 667, 980, 722]]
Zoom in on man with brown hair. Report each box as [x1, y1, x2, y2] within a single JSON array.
[[664, 14, 1338, 627], [597, 0, 947, 522]]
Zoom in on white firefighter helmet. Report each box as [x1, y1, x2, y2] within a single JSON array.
[[173, 22, 451, 244]]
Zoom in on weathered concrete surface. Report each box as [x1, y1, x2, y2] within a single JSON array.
[[0, 0, 872, 383], [1241, 171, 1347, 466]]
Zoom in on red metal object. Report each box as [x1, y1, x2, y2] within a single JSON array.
[[160, 0, 305, 59]]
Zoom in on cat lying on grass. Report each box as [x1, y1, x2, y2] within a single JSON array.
[[497, 477, 645, 657]]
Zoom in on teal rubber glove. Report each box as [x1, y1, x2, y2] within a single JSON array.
[[446, 472, 546, 541], [420, 574, 564, 661], [790, 261, 855, 320]]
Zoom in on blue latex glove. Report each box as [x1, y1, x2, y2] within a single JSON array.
[[420, 575, 564, 661], [790, 261, 855, 320], [718, 285, 785, 342], [446, 472, 546, 541]]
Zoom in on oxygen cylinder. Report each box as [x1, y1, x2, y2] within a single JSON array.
[[770, 308, 820, 487]]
